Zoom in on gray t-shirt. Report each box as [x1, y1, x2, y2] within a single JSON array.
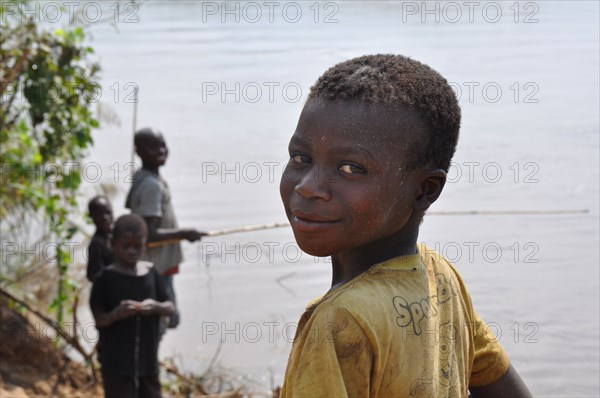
[[125, 169, 183, 273]]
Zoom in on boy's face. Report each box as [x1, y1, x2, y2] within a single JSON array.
[[113, 231, 145, 267], [91, 200, 113, 234], [137, 132, 168, 168], [280, 100, 428, 257]]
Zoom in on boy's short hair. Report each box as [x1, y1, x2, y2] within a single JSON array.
[[308, 54, 461, 171], [112, 214, 147, 240], [88, 195, 109, 215], [134, 127, 162, 148]]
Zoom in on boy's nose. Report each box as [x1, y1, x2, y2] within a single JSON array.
[[294, 165, 331, 201]]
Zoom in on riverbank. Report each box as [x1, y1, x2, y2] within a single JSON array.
[[0, 304, 101, 397], [0, 301, 279, 397]]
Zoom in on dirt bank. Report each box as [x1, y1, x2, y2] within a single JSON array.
[[0, 304, 102, 398]]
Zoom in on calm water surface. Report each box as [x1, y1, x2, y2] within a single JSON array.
[[81, 2, 599, 396]]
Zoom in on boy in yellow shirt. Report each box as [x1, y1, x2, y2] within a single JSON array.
[[279, 54, 532, 397]]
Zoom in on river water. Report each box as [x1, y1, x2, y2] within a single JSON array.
[[78, 1, 599, 396]]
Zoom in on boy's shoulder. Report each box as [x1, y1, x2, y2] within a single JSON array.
[[132, 169, 160, 186], [126, 169, 163, 209], [306, 255, 421, 326], [311, 245, 471, 323], [91, 265, 113, 286], [417, 243, 473, 300]]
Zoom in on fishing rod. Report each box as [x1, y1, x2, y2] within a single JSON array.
[[147, 222, 290, 248], [427, 209, 589, 216], [146, 209, 588, 248], [130, 85, 139, 168]]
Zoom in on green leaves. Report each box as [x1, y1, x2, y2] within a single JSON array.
[[1, 1, 102, 325]]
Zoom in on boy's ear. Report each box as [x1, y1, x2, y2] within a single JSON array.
[[414, 169, 447, 211]]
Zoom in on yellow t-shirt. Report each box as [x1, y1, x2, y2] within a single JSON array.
[[280, 244, 510, 398]]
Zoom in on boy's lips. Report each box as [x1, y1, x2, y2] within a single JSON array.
[[291, 210, 341, 232]]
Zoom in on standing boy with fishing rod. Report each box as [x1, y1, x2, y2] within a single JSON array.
[[279, 54, 532, 397], [126, 127, 205, 329], [90, 214, 173, 398]]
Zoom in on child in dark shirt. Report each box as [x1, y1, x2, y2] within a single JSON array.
[[90, 214, 174, 398], [86, 196, 115, 282]]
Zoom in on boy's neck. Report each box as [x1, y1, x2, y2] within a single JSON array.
[[142, 164, 160, 174], [95, 228, 109, 237], [113, 261, 138, 275], [329, 227, 420, 291]]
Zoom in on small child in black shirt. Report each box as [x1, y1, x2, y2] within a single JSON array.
[[86, 196, 115, 282], [90, 214, 174, 398]]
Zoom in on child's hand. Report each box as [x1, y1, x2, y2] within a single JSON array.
[[183, 229, 207, 242], [114, 300, 139, 320], [137, 298, 175, 316], [138, 298, 159, 315]]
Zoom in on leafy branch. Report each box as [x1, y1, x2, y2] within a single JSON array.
[[1, 1, 101, 324]]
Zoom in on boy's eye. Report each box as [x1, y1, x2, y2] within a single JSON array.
[[291, 154, 311, 164], [339, 163, 366, 174]]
